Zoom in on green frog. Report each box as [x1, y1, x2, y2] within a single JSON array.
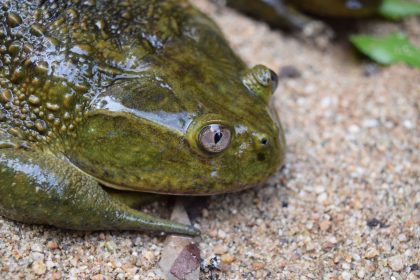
[[0, 0, 285, 235], [226, 0, 383, 30]]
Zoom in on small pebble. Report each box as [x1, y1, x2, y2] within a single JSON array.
[[220, 254, 235, 264], [32, 261, 46, 275], [319, 220, 332, 231], [47, 241, 59, 250], [213, 245, 228, 255], [278, 65, 301, 79], [252, 262, 265, 270], [388, 255, 404, 271], [365, 248, 379, 259]]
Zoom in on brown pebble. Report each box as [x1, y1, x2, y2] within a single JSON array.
[[388, 255, 404, 271], [364, 248, 379, 259], [221, 254, 235, 264], [47, 241, 59, 250], [319, 220, 332, 231], [91, 274, 107, 280], [322, 241, 335, 251], [252, 262, 265, 270], [213, 245, 227, 255], [32, 261, 46, 275]]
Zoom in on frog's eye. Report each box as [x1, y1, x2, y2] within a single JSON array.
[[269, 69, 279, 92], [241, 65, 278, 102], [198, 124, 231, 154]]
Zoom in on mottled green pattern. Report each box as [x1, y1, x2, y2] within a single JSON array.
[[0, 0, 285, 234]]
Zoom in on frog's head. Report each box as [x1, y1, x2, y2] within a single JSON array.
[[67, 55, 285, 195]]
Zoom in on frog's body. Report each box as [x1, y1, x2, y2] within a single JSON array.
[[0, 0, 285, 235], [226, 0, 383, 30]]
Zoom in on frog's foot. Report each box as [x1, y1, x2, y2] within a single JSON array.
[[0, 141, 199, 236]]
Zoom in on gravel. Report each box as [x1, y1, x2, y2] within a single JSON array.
[[1, 1, 419, 279]]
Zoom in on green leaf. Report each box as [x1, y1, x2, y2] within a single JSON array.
[[379, 0, 420, 20], [350, 32, 420, 68]]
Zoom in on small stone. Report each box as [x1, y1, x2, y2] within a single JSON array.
[[213, 245, 227, 255], [366, 218, 385, 228], [364, 248, 379, 259], [278, 65, 301, 79], [31, 243, 43, 252], [410, 264, 419, 271], [305, 242, 316, 252], [217, 229, 227, 239], [363, 63, 380, 77], [143, 250, 154, 262], [32, 261, 46, 275], [52, 272, 61, 280], [221, 254, 235, 264], [388, 255, 404, 271], [208, 229, 218, 238], [47, 241, 58, 250], [341, 271, 351, 280], [365, 260, 377, 272], [319, 220, 332, 231], [252, 262, 265, 270], [91, 274, 106, 280], [317, 192, 328, 203], [30, 252, 44, 261], [357, 269, 365, 278], [322, 242, 335, 251]]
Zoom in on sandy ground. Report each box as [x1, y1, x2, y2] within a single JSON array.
[[1, 1, 419, 279]]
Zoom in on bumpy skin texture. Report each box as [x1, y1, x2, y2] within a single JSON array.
[[0, 0, 285, 235], [226, 0, 383, 30]]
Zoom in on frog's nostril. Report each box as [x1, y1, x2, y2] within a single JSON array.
[[257, 153, 266, 161], [260, 137, 268, 145]]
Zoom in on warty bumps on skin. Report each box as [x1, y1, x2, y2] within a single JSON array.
[[0, 0, 285, 235]]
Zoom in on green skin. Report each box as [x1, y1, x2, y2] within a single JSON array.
[[0, 0, 285, 235], [226, 0, 383, 30]]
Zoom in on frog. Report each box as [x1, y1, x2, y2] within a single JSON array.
[[0, 0, 285, 236], [225, 0, 383, 31]]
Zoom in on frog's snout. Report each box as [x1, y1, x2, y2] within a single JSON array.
[[252, 133, 276, 162], [252, 133, 269, 149]]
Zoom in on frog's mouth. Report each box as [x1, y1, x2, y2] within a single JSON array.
[[87, 162, 282, 196], [98, 180, 263, 196]]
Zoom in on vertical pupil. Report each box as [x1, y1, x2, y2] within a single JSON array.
[[214, 132, 223, 144]]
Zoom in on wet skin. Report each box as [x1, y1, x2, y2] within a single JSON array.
[[0, 1, 285, 235], [226, 0, 383, 30]]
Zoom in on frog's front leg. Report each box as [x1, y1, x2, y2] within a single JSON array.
[[0, 137, 199, 236]]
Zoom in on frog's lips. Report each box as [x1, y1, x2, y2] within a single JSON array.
[[98, 179, 260, 196], [95, 170, 275, 196]]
